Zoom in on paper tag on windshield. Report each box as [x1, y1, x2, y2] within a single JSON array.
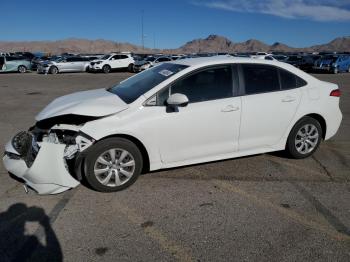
[[159, 69, 173, 77]]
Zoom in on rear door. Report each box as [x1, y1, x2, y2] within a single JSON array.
[[238, 64, 303, 151]]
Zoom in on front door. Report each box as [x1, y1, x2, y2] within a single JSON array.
[[149, 65, 241, 164]]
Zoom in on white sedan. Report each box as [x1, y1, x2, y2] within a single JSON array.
[[3, 57, 342, 194]]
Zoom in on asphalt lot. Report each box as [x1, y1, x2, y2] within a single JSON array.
[[0, 71, 349, 262]]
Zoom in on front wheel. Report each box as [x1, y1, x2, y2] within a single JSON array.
[[50, 66, 58, 74], [285, 117, 322, 159], [102, 65, 111, 73], [18, 65, 27, 73], [83, 138, 143, 192], [128, 63, 134, 72]]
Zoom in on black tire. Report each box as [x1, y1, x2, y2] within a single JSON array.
[[18, 65, 27, 73], [50, 66, 58, 74], [128, 63, 134, 72], [83, 138, 143, 192], [285, 116, 322, 159], [85, 66, 90, 72], [102, 65, 111, 73]]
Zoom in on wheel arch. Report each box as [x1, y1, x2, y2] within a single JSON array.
[[304, 113, 326, 140], [98, 134, 150, 173], [50, 65, 59, 73], [289, 113, 326, 141], [18, 64, 27, 71]]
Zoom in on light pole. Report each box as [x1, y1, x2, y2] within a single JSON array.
[[141, 10, 145, 51]]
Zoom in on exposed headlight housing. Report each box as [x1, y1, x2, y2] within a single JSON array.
[[12, 131, 32, 155]]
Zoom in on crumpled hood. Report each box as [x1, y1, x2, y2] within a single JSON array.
[[36, 88, 128, 121]]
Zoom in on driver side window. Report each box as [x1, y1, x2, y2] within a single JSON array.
[[111, 55, 120, 60], [156, 65, 234, 106]]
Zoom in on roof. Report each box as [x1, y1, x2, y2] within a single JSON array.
[[170, 55, 317, 82], [173, 55, 286, 67]]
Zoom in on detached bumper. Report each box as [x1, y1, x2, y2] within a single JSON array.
[[3, 139, 80, 195]]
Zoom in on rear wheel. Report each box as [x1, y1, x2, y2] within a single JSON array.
[[285, 117, 322, 159], [103, 65, 111, 73], [84, 138, 143, 192], [18, 65, 27, 73]]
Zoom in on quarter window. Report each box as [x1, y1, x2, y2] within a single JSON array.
[[279, 69, 307, 89], [242, 64, 280, 94]]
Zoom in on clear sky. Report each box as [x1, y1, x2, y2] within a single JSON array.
[[1, 0, 349, 48]]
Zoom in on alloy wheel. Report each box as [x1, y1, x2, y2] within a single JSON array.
[[93, 148, 135, 187], [294, 124, 319, 154]]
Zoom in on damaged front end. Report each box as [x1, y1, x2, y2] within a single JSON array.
[[3, 115, 96, 194]]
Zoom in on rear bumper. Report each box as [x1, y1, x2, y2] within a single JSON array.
[[324, 108, 342, 140], [3, 137, 80, 194]]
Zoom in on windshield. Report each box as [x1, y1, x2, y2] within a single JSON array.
[[108, 63, 189, 104], [100, 54, 111, 60]]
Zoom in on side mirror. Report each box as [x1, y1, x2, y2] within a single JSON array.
[[166, 93, 189, 107]]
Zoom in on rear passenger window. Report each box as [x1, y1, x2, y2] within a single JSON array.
[[242, 64, 280, 94]]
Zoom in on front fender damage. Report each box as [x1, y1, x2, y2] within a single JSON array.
[[3, 124, 94, 195], [4, 142, 79, 194]]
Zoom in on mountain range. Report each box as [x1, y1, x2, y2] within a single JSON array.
[[0, 35, 349, 54]]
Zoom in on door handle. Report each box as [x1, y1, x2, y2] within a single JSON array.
[[221, 105, 239, 112], [282, 96, 296, 102]]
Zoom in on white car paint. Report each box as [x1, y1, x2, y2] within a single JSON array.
[[89, 53, 134, 71], [36, 88, 128, 121], [3, 56, 342, 194]]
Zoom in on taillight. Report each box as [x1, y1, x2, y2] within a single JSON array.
[[330, 89, 341, 97]]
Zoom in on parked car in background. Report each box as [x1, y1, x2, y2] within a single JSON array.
[[3, 57, 342, 194], [37, 56, 90, 74], [89, 53, 135, 73], [298, 55, 321, 72], [31, 55, 53, 71], [0, 56, 31, 73], [133, 56, 172, 72], [284, 55, 304, 68], [313, 54, 350, 74], [271, 55, 288, 62], [14, 52, 35, 60], [254, 55, 277, 61]]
